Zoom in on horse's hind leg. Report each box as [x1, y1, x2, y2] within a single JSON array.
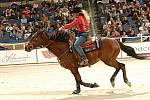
[[103, 60, 121, 87], [110, 67, 120, 87], [119, 62, 131, 87], [104, 60, 131, 87]]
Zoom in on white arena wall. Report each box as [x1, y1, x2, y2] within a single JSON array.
[[0, 42, 150, 65]]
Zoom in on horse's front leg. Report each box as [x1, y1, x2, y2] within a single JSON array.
[[70, 67, 99, 94], [73, 79, 81, 94]]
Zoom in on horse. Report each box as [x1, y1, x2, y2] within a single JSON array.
[[25, 30, 146, 94]]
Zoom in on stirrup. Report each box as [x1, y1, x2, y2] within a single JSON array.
[[80, 59, 89, 66]]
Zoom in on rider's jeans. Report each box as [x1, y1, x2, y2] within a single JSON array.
[[74, 32, 88, 57]]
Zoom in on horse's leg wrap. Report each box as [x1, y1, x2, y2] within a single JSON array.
[[72, 79, 81, 94], [79, 80, 99, 88]]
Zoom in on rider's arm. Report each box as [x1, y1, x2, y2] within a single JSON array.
[[63, 18, 78, 29]]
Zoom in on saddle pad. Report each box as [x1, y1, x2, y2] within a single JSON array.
[[82, 39, 102, 52]]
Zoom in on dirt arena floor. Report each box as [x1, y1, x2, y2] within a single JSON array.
[[0, 59, 150, 100]]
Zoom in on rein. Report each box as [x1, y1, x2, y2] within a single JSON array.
[[57, 47, 70, 63]]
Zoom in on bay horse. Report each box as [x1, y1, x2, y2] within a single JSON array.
[[25, 30, 146, 94]]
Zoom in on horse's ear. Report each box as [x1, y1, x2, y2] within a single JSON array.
[[43, 31, 49, 38], [25, 34, 33, 41]]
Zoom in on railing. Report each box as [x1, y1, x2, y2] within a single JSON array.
[[110, 35, 150, 43], [0, 42, 26, 50]]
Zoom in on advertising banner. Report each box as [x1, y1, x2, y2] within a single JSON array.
[[0, 50, 37, 65], [36, 48, 57, 63], [121, 42, 150, 58]]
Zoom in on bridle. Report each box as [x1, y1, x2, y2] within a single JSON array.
[[28, 31, 54, 49]]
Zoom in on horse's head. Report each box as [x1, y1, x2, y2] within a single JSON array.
[[25, 31, 49, 52], [25, 30, 70, 52]]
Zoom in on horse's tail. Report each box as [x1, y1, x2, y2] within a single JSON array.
[[117, 40, 146, 60]]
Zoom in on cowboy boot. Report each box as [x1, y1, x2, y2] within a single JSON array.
[[80, 56, 89, 66]]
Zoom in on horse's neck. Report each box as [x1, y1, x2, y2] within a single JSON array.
[[46, 41, 69, 57]]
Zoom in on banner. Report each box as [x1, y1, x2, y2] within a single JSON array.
[[121, 42, 150, 58], [36, 48, 57, 63], [0, 50, 37, 65]]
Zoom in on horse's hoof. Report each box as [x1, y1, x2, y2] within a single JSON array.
[[110, 78, 115, 88], [126, 81, 132, 87], [93, 83, 99, 88], [72, 90, 80, 94], [90, 83, 99, 88], [111, 82, 115, 88], [124, 80, 131, 87]]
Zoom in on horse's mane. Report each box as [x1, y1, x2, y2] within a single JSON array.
[[48, 30, 70, 43]]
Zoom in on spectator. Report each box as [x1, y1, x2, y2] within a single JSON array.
[[28, 14, 35, 23], [126, 27, 136, 37], [41, 14, 48, 28], [33, 3, 39, 12], [111, 31, 121, 38], [20, 14, 28, 25], [16, 25, 24, 41], [22, 7, 31, 17], [61, 14, 69, 25], [12, 23, 19, 39], [46, 21, 55, 38], [142, 15, 149, 24], [5, 23, 13, 37], [20, 23, 26, 35], [27, 22, 34, 35], [0, 7, 4, 17], [139, 23, 149, 35], [34, 13, 41, 22], [34, 22, 40, 32], [116, 22, 123, 33], [108, 20, 117, 36], [55, 20, 62, 28], [0, 23, 5, 38]]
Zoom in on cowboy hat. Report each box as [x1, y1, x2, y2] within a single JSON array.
[[70, 7, 82, 13]]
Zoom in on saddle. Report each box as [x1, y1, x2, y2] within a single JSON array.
[[70, 35, 102, 53], [82, 36, 102, 52]]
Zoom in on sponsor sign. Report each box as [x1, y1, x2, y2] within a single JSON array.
[[121, 42, 150, 58], [36, 48, 57, 63], [0, 50, 37, 65]]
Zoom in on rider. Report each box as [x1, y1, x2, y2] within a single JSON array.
[[59, 7, 90, 66]]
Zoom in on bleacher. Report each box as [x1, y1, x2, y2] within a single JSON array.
[[0, 0, 149, 50], [0, 0, 34, 3]]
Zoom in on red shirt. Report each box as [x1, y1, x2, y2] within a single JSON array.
[[22, 9, 31, 16], [63, 16, 90, 33]]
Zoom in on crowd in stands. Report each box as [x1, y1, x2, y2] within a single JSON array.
[[0, 0, 33, 3], [0, 0, 150, 43], [0, 0, 82, 43], [96, 0, 150, 38]]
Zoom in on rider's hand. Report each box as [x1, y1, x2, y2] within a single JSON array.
[[58, 26, 64, 31]]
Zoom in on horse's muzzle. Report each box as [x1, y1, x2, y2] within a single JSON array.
[[25, 43, 33, 52]]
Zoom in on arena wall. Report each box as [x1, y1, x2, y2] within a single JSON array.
[[0, 42, 150, 65]]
